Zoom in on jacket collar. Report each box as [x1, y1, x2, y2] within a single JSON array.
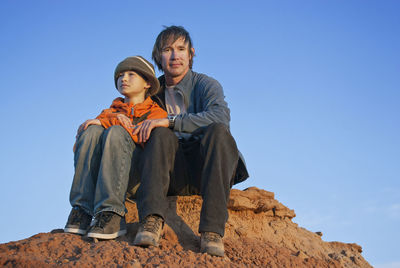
[[157, 69, 194, 108], [174, 69, 193, 94]]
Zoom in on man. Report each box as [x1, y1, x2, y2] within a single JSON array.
[[131, 26, 249, 257]]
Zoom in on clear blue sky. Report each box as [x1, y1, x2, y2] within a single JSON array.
[[1, 1, 399, 267]]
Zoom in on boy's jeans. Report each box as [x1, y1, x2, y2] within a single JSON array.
[[69, 125, 135, 217]]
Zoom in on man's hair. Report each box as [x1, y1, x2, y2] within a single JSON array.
[[152, 25, 195, 71]]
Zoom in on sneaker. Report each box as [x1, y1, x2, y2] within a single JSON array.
[[200, 232, 225, 257], [64, 207, 92, 235], [87, 211, 127, 240], [133, 215, 164, 247]]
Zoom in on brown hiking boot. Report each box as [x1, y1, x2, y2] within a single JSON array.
[[133, 215, 164, 247], [200, 232, 224, 257]]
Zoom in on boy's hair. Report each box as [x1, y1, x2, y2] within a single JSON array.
[[114, 56, 160, 97], [152, 25, 195, 71]]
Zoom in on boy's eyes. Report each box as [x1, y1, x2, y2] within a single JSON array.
[[118, 72, 136, 77]]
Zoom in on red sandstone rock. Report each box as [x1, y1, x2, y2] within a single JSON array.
[[0, 187, 372, 267]]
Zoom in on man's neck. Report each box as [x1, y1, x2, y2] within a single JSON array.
[[165, 69, 190, 87]]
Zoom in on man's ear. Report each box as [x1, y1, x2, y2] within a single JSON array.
[[190, 47, 195, 59], [144, 82, 151, 90]]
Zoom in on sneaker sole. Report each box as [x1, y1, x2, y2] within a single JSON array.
[[64, 227, 87, 235], [87, 229, 127, 240]]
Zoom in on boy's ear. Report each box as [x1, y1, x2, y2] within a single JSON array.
[[144, 82, 151, 89]]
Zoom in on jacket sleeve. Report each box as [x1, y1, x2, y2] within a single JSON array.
[[173, 78, 230, 133]]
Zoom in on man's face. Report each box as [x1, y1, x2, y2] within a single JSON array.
[[161, 37, 194, 82], [117, 71, 150, 99]]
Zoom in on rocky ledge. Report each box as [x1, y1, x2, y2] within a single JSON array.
[[0, 187, 371, 267]]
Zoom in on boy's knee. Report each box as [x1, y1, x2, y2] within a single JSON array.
[[105, 125, 125, 134], [103, 125, 129, 141], [80, 125, 104, 139]]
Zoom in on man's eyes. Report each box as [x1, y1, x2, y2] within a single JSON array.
[[162, 47, 187, 52]]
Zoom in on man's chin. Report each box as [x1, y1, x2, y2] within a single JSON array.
[[165, 68, 189, 78]]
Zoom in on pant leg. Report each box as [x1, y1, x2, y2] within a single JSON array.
[[194, 123, 239, 237], [69, 125, 105, 216], [93, 125, 136, 216], [135, 127, 179, 221]]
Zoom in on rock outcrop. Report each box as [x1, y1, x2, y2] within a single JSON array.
[[0, 187, 372, 267]]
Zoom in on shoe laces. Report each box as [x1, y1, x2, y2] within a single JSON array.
[[203, 232, 221, 243], [142, 215, 163, 233], [70, 208, 89, 224], [93, 212, 114, 228]]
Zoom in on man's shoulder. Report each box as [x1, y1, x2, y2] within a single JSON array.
[[191, 71, 221, 89], [191, 70, 217, 82]]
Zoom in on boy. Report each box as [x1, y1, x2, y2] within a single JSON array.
[[64, 56, 167, 240]]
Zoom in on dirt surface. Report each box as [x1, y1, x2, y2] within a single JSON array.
[[0, 187, 372, 267]]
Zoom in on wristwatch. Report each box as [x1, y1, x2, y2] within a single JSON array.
[[167, 114, 177, 129]]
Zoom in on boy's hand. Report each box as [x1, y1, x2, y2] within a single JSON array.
[[132, 118, 169, 143], [117, 114, 134, 129], [74, 119, 101, 152], [76, 119, 101, 137]]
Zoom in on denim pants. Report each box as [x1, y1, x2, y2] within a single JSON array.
[[69, 125, 136, 217], [135, 123, 239, 237]]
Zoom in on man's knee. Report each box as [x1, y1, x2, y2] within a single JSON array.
[[202, 123, 233, 144], [149, 127, 176, 142], [202, 123, 238, 154], [205, 123, 230, 137], [141, 127, 178, 157]]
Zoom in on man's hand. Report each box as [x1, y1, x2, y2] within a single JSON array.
[[132, 118, 169, 143], [117, 114, 134, 130]]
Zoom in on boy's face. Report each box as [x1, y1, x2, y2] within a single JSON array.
[[117, 71, 150, 99], [161, 37, 194, 81]]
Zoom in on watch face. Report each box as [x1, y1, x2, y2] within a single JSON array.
[[167, 114, 176, 128]]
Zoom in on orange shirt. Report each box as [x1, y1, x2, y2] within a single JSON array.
[[96, 97, 167, 143]]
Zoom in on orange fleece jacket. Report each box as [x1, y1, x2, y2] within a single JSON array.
[[96, 97, 167, 143]]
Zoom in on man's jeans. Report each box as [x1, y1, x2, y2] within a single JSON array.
[[135, 123, 239, 237], [69, 125, 136, 217]]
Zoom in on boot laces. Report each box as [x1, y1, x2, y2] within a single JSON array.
[[142, 215, 163, 233], [203, 232, 221, 243]]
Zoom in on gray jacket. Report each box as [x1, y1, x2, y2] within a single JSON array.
[[153, 70, 249, 185]]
